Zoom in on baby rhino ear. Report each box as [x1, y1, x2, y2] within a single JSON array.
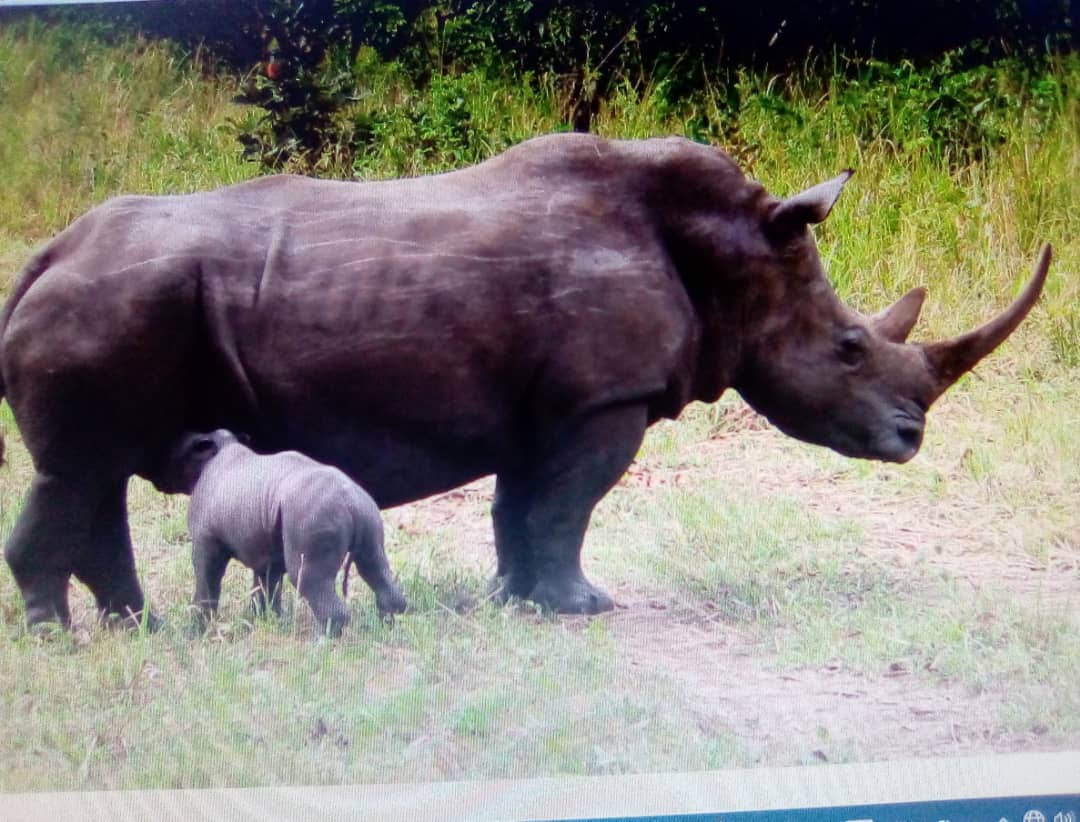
[[183, 434, 220, 462], [155, 432, 221, 495]]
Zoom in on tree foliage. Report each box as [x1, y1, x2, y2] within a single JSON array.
[[19, 0, 1071, 170]]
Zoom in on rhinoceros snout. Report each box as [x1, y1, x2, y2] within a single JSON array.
[[877, 412, 924, 463]]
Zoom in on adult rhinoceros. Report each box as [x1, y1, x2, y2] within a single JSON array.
[[0, 133, 1050, 629]]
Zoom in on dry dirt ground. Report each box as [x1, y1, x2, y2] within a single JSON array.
[[382, 407, 1080, 767]]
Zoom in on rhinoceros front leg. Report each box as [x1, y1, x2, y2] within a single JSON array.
[[494, 404, 647, 614], [490, 474, 538, 602]]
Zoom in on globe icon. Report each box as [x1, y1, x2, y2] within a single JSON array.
[[1024, 811, 1046, 822]]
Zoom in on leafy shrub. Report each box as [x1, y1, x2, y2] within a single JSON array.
[[826, 53, 1065, 164], [345, 67, 560, 177], [230, 0, 356, 171]]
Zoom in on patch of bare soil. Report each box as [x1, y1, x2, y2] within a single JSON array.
[[604, 604, 1066, 764], [687, 432, 1080, 620], [385, 478, 497, 572]]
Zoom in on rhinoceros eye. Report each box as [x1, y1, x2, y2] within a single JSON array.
[[837, 327, 867, 366]]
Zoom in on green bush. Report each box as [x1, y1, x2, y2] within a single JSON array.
[[230, 0, 355, 171], [344, 66, 561, 177], [825, 52, 1066, 165]]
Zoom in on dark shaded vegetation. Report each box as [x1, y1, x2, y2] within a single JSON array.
[[1, 0, 1073, 171], [26, 1, 1075, 72]]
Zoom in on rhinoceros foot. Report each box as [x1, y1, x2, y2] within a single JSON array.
[[529, 574, 614, 615], [99, 607, 164, 633], [486, 570, 536, 606]]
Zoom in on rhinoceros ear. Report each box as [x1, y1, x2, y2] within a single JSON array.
[[767, 170, 854, 237]]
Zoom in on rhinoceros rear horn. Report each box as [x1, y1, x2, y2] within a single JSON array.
[[921, 244, 1052, 401], [768, 170, 854, 236], [873, 286, 927, 343]]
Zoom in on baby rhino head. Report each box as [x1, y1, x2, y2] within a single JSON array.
[[156, 429, 244, 495]]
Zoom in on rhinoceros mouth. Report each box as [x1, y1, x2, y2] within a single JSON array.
[[882, 410, 925, 463], [820, 409, 924, 464]]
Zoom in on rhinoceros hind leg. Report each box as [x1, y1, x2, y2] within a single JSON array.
[[71, 478, 155, 628], [284, 521, 352, 637], [4, 472, 95, 628], [506, 403, 647, 615], [252, 562, 286, 616]]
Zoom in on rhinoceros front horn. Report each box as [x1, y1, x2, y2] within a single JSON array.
[[921, 244, 1052, 402]]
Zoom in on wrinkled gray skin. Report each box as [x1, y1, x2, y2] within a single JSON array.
[[164, 429, 406, 635], [0, 133, 1051, 629]]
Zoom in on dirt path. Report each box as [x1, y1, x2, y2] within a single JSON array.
[[605, 605, 1066, 764]]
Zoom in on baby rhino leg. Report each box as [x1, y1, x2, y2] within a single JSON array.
[[350, 513, 406, 617], [251, 560, 286, 617], [192, 536, 231, 622], [282, 513, 351, 637]]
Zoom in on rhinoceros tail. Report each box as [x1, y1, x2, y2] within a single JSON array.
[[0, 370, 5, 467], [341, 552, 352, 600]]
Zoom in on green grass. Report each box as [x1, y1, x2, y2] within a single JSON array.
[[0, 20, 1077, 790], [0, 19, 255, 253], [0, 590, 750, 789], [614, 479, 1079, 698]]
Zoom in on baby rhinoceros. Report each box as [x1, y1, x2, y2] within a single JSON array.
[[163, 429, 407, 635]]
